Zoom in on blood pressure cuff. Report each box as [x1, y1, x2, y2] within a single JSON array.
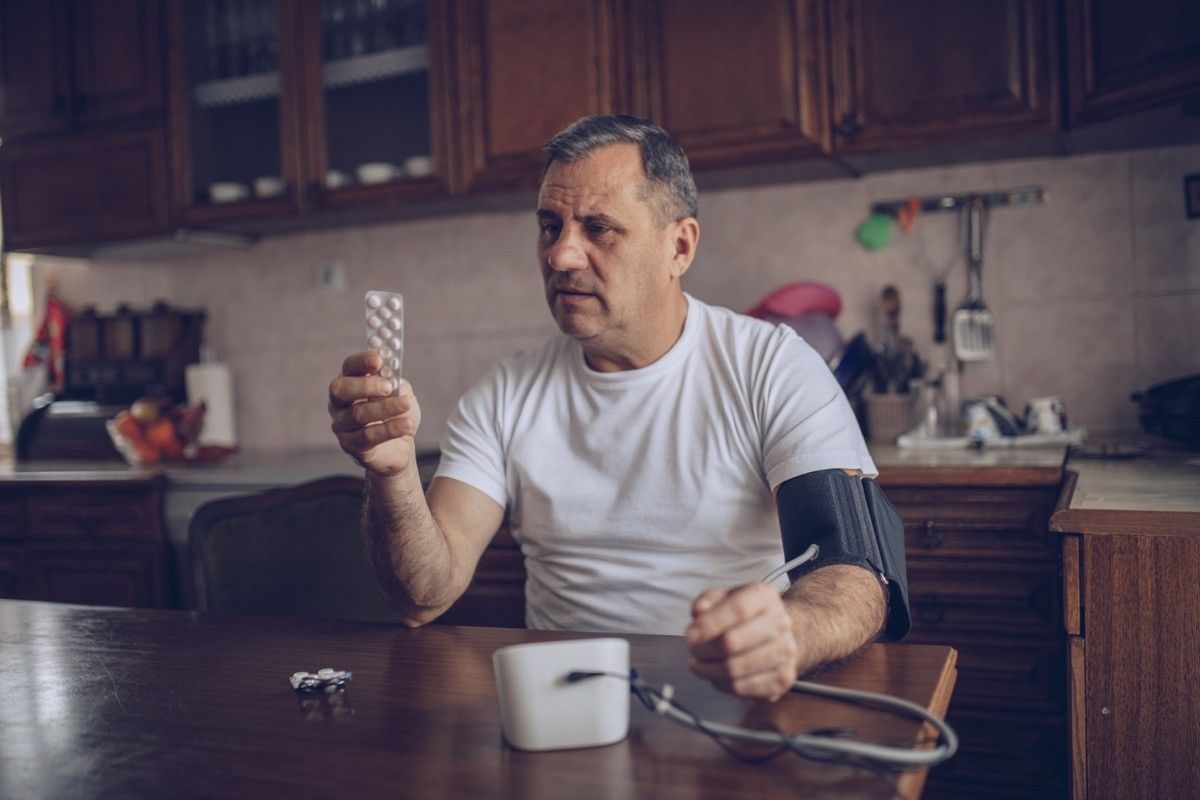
[[775, 469, 911, 641]]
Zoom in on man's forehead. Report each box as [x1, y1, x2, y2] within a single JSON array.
[[537, 144, 646, 215]]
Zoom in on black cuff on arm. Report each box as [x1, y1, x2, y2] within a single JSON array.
[[775, 469, 912, 641]]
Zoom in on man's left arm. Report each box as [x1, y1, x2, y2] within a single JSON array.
[[685, 564, 885, 701]]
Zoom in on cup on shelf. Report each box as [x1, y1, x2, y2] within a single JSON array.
[[325, 170, 351, 190], [208, 182, 249, 203], [253, 176, 286, 198], [403, 155, 434, 178], [1024, 397, 1068, 434], [356, 162, 400, 185]]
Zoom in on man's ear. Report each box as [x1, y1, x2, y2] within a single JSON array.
[[669, 217, 700, 278]]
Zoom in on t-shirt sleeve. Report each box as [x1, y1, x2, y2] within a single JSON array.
[[433, 368, 509, 509], [756, 325, 877, 490]]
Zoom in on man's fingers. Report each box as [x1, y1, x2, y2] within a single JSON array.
[[342, 351, 382, 377], [691, 587, 728, 617], [689, 604, 791, 662], [330, 395, 410, 433], [689, 631, 785, 681], [340, 415, 418, 451], [328, 375, 396, 409], [708, 663, 798, 701], [685, 584, 779, 649]]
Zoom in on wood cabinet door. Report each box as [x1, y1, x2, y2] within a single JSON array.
[[0, 126, 170, 249], [67, 0, 164, 129], [1066, 0, 1200, 124], [0, 0, 72, 138], [829, 0, 1057, 152], [633, 0, 828, 168], [0, 545, 24, 599], [25, 543, 166, 608], [453, 0, 626, 192]]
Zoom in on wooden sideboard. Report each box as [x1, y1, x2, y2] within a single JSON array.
[[1051, 467, 1200, 800], [0, 473, 168, 608]]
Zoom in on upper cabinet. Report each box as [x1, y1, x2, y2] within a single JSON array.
[[1065, 0, 1200, 125], [452, 0, 626, 192], [632, 0, 828, 169], [0, 0, 162, 139], [829, 0, 1057, 152], [0, 0, 169, 250], [166, 0, 453, 223], [165, 0, 304, 223], [301, 0, 454, 209]]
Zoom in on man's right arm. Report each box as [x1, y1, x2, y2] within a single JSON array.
[[364, 472, 503, 626], [330, 351, 503, 626]]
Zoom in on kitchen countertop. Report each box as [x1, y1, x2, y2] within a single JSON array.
[[1053, 442, 1200, 537], [870, 443, 1068, 488]]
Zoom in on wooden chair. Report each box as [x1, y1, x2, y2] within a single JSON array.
[[189, 476, 402, 623]]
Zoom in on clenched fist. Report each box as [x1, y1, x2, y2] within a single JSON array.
[[328, 351, 422, 477], [684, 583, 799, 701]]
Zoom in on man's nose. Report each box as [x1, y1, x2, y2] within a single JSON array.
[[545, 228, 588, 272]]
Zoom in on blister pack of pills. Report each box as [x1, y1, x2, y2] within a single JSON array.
[[290, 667, 353, 692], [365, 290, 404, 393]]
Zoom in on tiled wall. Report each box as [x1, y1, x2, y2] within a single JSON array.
[[32, 143, 1200, 452]]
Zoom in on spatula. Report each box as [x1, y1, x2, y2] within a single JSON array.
[[953, 198, 994, 361]]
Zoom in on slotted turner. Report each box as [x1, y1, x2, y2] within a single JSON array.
[[953, 198, 994, 361]]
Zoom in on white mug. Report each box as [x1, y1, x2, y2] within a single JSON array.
[[356, 162, 399, 185], [208, 182, 249, 203], [253, 175, 286, 198], [1025, 397, 1067, 434], [492, 638, 629, 751]]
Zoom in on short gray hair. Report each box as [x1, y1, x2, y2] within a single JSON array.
[[542, 115, 699, 222]]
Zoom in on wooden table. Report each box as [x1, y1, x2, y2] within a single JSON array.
[[0, 600, 957, 799]]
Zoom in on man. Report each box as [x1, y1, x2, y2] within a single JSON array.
[[328, 116, 908, 701]]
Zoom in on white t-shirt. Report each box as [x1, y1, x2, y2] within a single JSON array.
[[435, 295, 876, 635]]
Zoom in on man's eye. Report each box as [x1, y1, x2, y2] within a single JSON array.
[[540, 222, 560, 237], [587, 224, 610, 237]]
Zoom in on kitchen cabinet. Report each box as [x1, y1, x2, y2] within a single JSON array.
[[1051, 454, 1200, 800], [0, 0, 170, 250], [451, 0, 626, 192], [166, 0, 453, 223], [880, 477, 1067, 800], [631, 0, 828, 169], [0, 0, 162, 140], [1065, 0, 1200, 125], [0, 127, 170, 250], [0, 476, 169, 609], [828, 0, 1058, 152]]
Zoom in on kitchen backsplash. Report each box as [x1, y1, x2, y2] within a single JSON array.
[[31, 143, 1200, 453]]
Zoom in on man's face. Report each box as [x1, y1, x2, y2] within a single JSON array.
[[536, 144, 679, 347]]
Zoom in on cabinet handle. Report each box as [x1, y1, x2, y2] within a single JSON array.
[[914, 596, 945, 625], [834, 112, 862, 139], [919, 520, 944, 549]]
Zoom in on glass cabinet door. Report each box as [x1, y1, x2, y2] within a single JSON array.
[[170, 0, 301, 218], [311, 0, 445, 199]]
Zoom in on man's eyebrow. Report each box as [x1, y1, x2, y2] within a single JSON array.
[[535, 209, 560, 222], [583, 212, 624, 229]]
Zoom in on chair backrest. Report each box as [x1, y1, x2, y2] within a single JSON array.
[[189, 476, 402, 623]]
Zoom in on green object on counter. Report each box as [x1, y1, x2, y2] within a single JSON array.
[[856, 213, 894, 251]]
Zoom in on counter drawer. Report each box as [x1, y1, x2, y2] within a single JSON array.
[[906, 559, 1060, 635], [0, 494, 23, 538], [926, 711, 1067, 799], [890, 490, 1059, 561], [905, 633, 1065, 713], [26, 490, 161, 540]]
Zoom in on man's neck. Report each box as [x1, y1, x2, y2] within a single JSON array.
[[582, 293, 689, 373]]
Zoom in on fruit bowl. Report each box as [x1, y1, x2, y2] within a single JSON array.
[[106, 397, 235, 465]]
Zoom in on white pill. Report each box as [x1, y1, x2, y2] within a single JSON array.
[[380, 346, 392, 358], [388, 297, 402, 311], [317, 668, 335, 680], [380, 366, 393, 378], [378, 306, 392, 320], [368, 315, 382, 329], [368, 335, 382, 348], [390, 357, 401, 372], [388, 337, 402, 351], [388, 318, 402, 331], [366, 295, 382, 309]]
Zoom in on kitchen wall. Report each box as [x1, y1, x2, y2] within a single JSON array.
[[31, 142, 1200, 453]]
